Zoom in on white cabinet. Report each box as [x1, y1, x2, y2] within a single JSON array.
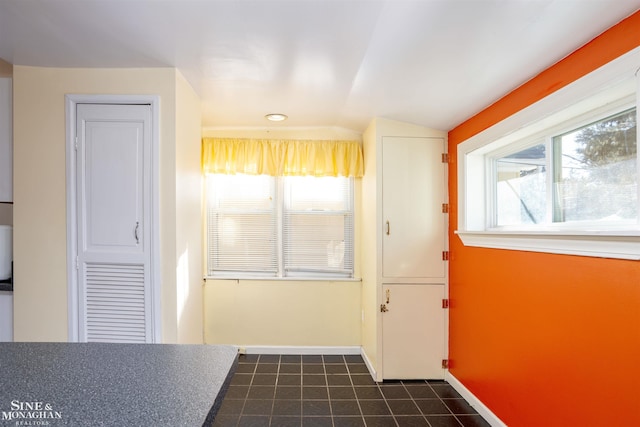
[[0, 78, 11, 202], [382, 136, 446, 280], [381, 284, 446, 379], [361, 118, 448, 381]]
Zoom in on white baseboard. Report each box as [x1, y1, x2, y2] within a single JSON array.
[[239, 345, 362, 355], [445, 372, 508, 427], [360, 347, 378, 380]]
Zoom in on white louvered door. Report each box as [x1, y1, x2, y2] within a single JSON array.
[[76, 104, 153, 343]]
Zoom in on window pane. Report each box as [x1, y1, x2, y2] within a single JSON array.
[[495, 144, 547, 226], [553, 108, 637, 223], [283, 176, 353, 277], [207, 174, 277, 276]]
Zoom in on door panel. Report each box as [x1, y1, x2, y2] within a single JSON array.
[[382, 137, 446, 279], [76, 104, 152, 343], [382, 284, 446, 379], [84, 122, 144, 252]]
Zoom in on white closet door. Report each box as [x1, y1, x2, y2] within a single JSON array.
[[76, 104, 152, 343], [382, 136, 446, 279], [382, 284, 446, 379]]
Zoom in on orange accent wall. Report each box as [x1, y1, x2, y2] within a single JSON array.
[[448, 10, 640, 427]]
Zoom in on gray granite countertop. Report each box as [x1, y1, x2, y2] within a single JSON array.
[[0, 342, 237, 426]]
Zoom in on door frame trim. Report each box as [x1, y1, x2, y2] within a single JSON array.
[[65, 94, 161, 343]]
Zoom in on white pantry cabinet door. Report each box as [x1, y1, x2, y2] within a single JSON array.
[[76, 103, 153, 343], [382, 136, 446, 279]]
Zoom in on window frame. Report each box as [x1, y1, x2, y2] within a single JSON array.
[[205, 173, 357, 280], [486, 101, 637, 231], [456, 46, 640, 260]]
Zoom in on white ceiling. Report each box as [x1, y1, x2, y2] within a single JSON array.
[[1, 0, 639, 133]]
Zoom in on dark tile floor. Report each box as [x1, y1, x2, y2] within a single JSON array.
[[213, 354, 490, 427]]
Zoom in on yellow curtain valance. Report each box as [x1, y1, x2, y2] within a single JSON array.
[[201, 138, 364, 177]]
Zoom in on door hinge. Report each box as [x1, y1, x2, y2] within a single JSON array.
[[74, 136, 78, 151], [442, 299, 449, 309], [442, 359, 450, 369], [442, 251, 449, 261], [442, 203, 449, 213], [441, 153, 449, 163], [75, 256, 79, 270]]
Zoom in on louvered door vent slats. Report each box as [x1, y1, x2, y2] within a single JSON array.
[[84, 263, 147, 343]]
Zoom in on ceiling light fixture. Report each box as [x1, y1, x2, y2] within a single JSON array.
[[265, 113, 288, 122]]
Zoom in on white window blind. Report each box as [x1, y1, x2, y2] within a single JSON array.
[[206, 174, 354, 279], [207, 174, 278, 276], [283, 176, 354, 277]]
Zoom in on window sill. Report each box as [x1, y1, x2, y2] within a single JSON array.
[[204, 276, 362, 283], [455, 230, 640, 260]]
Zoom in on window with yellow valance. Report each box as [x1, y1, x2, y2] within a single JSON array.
[[201, 138, 364, 177]]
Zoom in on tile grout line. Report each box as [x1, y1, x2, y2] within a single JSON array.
[[399, 380, 434, 427], [238, 356, 259, 427], [375, 380, 401, 427], [267, 354, 279, 427], [345, 358, 367, 426], [322, 356, 344, 426], [425, 380, 463, 427]]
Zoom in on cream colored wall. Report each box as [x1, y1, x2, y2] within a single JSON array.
[[202, 127, 363, 348], [204, 280, 361, 347], [360, 121, 378, 371], [12, 66, 180, 342], [175, 72, 204, 344]]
